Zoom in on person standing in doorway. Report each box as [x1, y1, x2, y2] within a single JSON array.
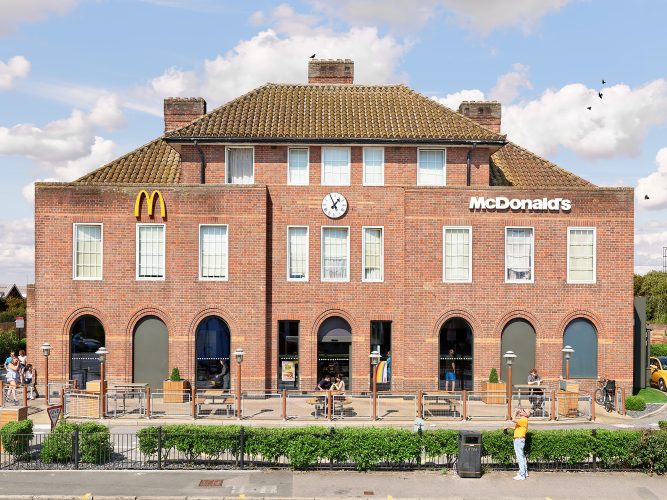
[[512, 408, 529, 480], [445, 349, 456, 391]]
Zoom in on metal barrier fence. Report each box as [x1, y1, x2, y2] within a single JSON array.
[[0, 430, 644, 471], [241, 391, 282, 420], [422, 392, 463, 420], [510, 390, 552, 420], [377, 393, 417, 420], [105, 389, 147, 418], [285, 392, 327, 420], [332, 393, 372, 420], [466, 391, 507, 420], [64, 391, 100, 419], [555, 393, 592, 420], [195, 390, 236, 418], [149, 390, 191, 418]]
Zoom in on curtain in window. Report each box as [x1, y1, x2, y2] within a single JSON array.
[[200, 226, 228, 278], [323, 228, 348, 280], [323, 147, 350, 185], [228, 148, 253, 184], [364, 148, 384, 185], [364, 228, 382, 280], [569, 229, 594, 281], [288, 149, 308, 185], [418, 150, 444, 186], [75, 225, 102, 278], [288, 227, 308, 279], [138, 225, 164, 278], [444, 228, 470, 281], [506, 228, 532, 281]]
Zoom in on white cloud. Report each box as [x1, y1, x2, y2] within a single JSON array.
[[0, 56, 31, 89], [634, 223, 667, 274], [88, 94, 126, 130], [503, 79, 667, 159], [636, 148, 667, 210], [431, 89, 485, 110], [0, 0, 78, 36], [307, 0, 573, 34], [490, 63, 532, 104], [0, 218, 34, 283], [21, 177, 59, 204], [249, 10, 266, 26], [150, 67, 199, 97]]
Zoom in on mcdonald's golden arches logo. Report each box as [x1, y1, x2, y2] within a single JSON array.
[[134, 190, 166, 218]]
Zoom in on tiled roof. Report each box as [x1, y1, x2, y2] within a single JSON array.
[[76, 139, 180, 184], [164, 84, 506, 142], [490, 142, 594, 188], [0, 284, 26, 299]]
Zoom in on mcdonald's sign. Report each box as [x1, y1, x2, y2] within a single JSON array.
[[134, 190, 166, 218]]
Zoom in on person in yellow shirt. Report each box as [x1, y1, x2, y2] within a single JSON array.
[[512, 408, 529, 480]]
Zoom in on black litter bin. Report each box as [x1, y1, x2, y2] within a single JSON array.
[[458, 430, 482, 478]]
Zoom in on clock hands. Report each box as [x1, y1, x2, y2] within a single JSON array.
[[329, 193, 340, 210]]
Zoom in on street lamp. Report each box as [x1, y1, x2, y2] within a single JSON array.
[[370, 350, 381, 420], [96, 347, 108, 418], [41, 343, 52, 402], [234, 348, 244, 418], [562, 345, 574, 380], [503, 350, 517, 398]]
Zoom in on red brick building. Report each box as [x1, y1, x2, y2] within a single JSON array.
[[28, 59, 634, 396]]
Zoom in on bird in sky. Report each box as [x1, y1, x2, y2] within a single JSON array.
[[598, 92, 603, 99], [587, 106, 592, 110], [310, 54, 316, 59], [602, 79, 606, 85], [645, 195, 650, 200]]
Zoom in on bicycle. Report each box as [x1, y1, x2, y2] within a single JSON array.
[[594, 377, 615, 412]]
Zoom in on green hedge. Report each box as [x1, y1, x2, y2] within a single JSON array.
[[630, 430, 667, 474], [659, 420, 667, 430], [0, 420, 33, 460], [135, 425, 660, 472], [651, 344, 667, 357], [40, 422, 113, 464], [625, 396, 647, 411]]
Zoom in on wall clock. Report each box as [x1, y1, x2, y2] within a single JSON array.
[[322, 192, 348, 219]]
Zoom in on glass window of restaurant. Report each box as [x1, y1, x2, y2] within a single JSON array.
[[438, 318, 473, 390], [278, 320, 299, 389], [370, 321, 391, 390]]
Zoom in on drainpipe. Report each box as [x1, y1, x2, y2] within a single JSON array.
[[466, 143, 477, 186], [194, 140, 206, 184]]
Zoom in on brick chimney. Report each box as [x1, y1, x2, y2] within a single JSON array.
[[164, 97, 207, 132], [458, 101, 502, 133], [308, 59, 354, 84]]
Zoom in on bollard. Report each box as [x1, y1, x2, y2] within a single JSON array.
[[327, 390, 333, 420], [0, 380, 4, 407], [550, 390, 556, 421], [146, 387, 151, 418], [60, 387, 65, 409], [281, 389, 287, 420], [417, 389, 423, 418], [621, 387, 626, 416], [462, 390, 467, 420], [22, 384, 28, 408], [191, 385, 196, 419], [591, 393, 596, 421]]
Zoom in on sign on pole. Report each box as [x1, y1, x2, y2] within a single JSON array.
[[47, 405, 62, 430]]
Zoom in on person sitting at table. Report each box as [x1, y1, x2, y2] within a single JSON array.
[[316, 374, 332, 391], [331, 374, 345, 392], [527, 368, 542, 386], [527, 368, 544, 412]]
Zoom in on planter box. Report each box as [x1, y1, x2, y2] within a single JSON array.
[[163, 380, 190, 403], [481, 381, 507, 404], [84, 380, 107, 394]]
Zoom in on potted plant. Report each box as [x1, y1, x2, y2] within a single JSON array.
[[163, 368, 190, 403], [481, 368, 506, 404]]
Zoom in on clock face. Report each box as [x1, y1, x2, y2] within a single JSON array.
[[322, 192, 348, 219]]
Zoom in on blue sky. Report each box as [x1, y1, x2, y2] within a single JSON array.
[[1, 0, 666, 283]]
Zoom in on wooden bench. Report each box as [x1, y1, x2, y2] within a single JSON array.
[[197, 390, 235, 416]]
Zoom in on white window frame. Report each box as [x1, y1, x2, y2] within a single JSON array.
[[567, 227, 596, 284], [321, 226, 350, 282], [443, 226, 472, 283], [287, 147, 309, 185], [225, 146, 255, 184], [417, 148, 447, 186], [362, 226, 384, 282], [136, 223, 166, 281], [198, 224, 229, 282], [287, 225, 309, 282], [321, 147, 351, 186], [72, 223, 103, 281], [362, 147, 384, 186], [504, 226, 534, 284]]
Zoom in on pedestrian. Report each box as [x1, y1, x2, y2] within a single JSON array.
[[445, 348, 456, 391], [4, 351, 15, 369], [18, 349, 27, 382], [216, 360, 230, 390], [512, 408, 529, 480], [24, 364, 37, 399], [5, 358, 19, 404]]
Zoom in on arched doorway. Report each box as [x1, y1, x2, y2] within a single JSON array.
[[439, 318, 473, 390], [500, 319, 536, 386], [563, 318, 598, 378], [195, 316, 231, 389], [317, 317, 352, 389], [70, 315, 105, 389], [133, 316, 168, 390]]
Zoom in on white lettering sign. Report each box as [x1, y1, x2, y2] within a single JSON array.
[[469, 197, 571, 212]]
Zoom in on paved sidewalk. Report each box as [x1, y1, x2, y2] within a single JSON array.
[[0, 470, 663, 499]]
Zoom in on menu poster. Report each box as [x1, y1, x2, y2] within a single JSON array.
[[281, 361, 295, 382]]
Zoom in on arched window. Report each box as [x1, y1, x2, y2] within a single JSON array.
[[439, 318, 473, 390], [70, 315, 105, 389], [317, 317, 352, 390], [195, 316, 231, 389], [563, 318, 598, 378], [500, 319, 536, 385]]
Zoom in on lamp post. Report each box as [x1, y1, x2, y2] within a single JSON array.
[[562, 345, 574, 380], [234, 348, 244, 418], [96, 347, 108, 418], [370, 350, 381, 420], [41, 343, 52, 402], [503, 351, 517, 420]]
